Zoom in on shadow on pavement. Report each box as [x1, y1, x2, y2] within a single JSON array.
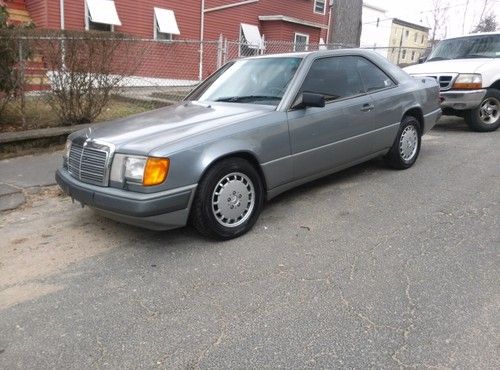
[[433, 116, 470, 132]]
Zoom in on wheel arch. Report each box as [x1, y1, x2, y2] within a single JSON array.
[[402, 106, 424, 134], [489, 80, 500, 91], [199, 150, 269, 195]]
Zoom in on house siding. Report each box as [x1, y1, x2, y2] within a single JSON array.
[[204, 0, 328, 42], [18, 0, 329, 81], [24, 0, 327, 42]]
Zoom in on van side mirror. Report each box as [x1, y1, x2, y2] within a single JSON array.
[[293, 92, 326, 109], [418, 57, 426, 64]]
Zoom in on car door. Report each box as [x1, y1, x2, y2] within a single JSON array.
[[355, 57, 402, 151], [287, 55, 377, 180]]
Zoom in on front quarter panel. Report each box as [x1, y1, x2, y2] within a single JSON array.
[[149, 110, 292, 191]]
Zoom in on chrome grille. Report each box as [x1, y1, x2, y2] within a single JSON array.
[[427, 74, 457, 91], [67, 141, 110, 186]]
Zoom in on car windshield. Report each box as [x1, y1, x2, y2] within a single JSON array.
[[188, 57, 302, 106], [427, 34, 500, 61]]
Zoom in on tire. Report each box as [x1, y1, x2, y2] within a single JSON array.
[[465, 88, 500, 132], [190, 157, 264, 240], [384, 115, 421, 170]]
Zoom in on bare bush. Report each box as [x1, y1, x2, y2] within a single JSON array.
[[39, 31, 146, 125]]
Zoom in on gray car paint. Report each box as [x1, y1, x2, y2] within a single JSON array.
[[62, 49, 440, 229]]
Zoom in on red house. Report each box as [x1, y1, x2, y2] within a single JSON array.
[[22, 1, 329, 44], [5, 0, 331, 83]]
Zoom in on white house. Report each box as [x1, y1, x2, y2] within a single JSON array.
[[360, 2, 392, 58]]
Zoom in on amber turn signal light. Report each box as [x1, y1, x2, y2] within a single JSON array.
[[452, 74, 482, 90], [143, 157, 170, 186], [452, 82, 482, 90]]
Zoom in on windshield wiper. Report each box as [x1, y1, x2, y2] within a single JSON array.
[[462, 54, 492, 59], [214, 95, 282, 103], [426, 56, 450, 62]]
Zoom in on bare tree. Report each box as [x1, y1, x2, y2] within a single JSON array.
[[478, 0, 491, 24], [473, 14, 497, 33], [40, 31, 146, 125], [428, 0, 449, 45], [461, 0, 470, 35]]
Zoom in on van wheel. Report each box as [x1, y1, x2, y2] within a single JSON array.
[[385, 116, 421, 170], [465, 89, 500, 132], [191, 158, 264, 240]]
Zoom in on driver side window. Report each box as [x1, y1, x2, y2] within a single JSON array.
[[299, 56, 365, 102]]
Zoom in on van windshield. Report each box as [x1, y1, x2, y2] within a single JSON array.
[[427, 34, 500, 61]]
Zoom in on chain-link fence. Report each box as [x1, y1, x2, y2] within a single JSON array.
[[0, 31, 428, 133]]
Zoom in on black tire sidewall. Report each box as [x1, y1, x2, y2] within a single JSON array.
[[465, 89, 500, 132], [387, 116, 421, 169], [194, 158, 264, 240]]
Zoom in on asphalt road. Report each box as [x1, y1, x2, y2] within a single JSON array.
[[0, 117, 499, 369]]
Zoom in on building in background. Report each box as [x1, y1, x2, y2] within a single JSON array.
[[387, 19, 429, 66], [19, 0, 329, 49], [0, 0, 331, 84], [360, 2, 391, 57], [360, 2, 429, 66], [1, 0, 32, 25]]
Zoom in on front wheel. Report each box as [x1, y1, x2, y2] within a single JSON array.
[[384, 116, 421, 170], [190, 158, 264, 240], [465, 89, 500, 132]]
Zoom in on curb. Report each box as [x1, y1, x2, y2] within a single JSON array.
[[0, 183, 26, 212], [0, 123, 92, 145]]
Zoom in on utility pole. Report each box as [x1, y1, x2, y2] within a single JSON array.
[[329, 0, 363, 46]]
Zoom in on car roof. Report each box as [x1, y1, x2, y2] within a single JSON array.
[[241, 48, 379, 60]]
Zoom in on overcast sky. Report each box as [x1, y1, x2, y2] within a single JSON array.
[[369, 0, 500, 38]]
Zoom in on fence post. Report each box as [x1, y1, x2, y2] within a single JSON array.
[[217, 34, 223, 69], [223, 38, 228, 65], [18, 38, 26, 130]]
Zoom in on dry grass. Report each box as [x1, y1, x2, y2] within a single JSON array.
[[0, 95, 167, 133]]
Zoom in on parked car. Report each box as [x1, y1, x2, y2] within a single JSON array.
[[56, 49, 441, 240], [404, 32, 500, 132]]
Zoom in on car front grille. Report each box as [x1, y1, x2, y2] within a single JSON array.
[[67, 141, 111, 186], [427, 74, 457, 90]]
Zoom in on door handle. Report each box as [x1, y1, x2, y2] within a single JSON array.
[[361, 103, 374, 112]]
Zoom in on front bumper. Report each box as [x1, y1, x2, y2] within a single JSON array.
[[440, 89, 486, 110], [56, 168, 197, 230]]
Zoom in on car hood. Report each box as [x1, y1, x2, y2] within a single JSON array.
[[71, 101, 275, 155], [403, 58, 494, 74]]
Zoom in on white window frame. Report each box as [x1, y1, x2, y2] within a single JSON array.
[[154, 11, 172, 41], [313, 0, 326, 15], [84, 1, 114, 32], [239, 25, 260, 57], [294, 32, 309, 52]]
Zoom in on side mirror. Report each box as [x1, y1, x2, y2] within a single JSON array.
[[418, 57, 426, 64], [293, 92, 326, 109]]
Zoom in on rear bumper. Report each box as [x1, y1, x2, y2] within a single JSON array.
[[56, 168, 197, 230], [440, 89, 486, 110], [423, 108, 442, 134]]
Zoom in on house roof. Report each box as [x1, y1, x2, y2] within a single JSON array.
[[392, 18, 430, 32], [258, 15, 328, 30]]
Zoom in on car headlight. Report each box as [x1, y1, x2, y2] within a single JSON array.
[[453, 74, 482, 90], [64, 139, 72, 159], [110, 154, 169, 186]]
